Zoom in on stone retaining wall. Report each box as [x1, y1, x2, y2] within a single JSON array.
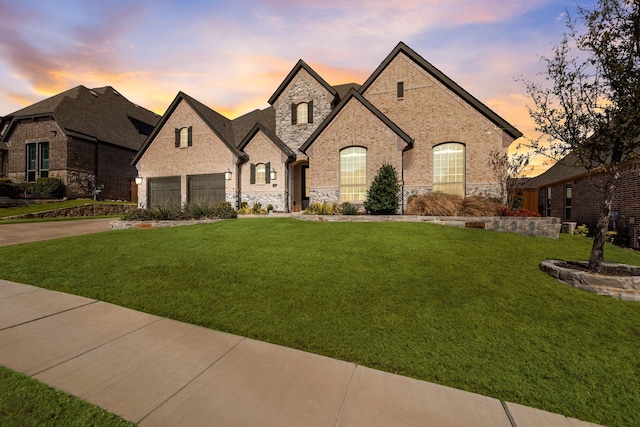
[[6, 203, 135, 219], [295, 214, 562, 238], [110, 219, 219, 230]]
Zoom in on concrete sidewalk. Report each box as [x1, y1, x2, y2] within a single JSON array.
[[0, 279, 601, 427]]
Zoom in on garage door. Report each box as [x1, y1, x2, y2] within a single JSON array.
[[148, 177, 181, 208], [188, 173, 225, 204]]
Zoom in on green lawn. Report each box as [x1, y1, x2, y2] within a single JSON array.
[[0, 366, 134, 427], [0, 218, 639, 426]]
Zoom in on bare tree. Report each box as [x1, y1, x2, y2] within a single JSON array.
[[524, 0, 640, 272], [488, 149, 531, 209]]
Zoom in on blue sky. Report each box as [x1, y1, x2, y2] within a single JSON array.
[[0, 0, 598, 175]]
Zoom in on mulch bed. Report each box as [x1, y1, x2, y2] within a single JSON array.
[[557, 260, 640, 276]]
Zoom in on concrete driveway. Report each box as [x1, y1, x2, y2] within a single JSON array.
[[0, 218, 113, 247]]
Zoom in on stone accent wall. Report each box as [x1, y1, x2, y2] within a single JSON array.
[[362, 52, 514, 196], [306, 99, 407, 206], [135, 99, 240, 208], [5, 203, 135, 219], [273, 69, 334, 152], [309, 188, 340, 204], [296, 214, 561, 238], [239, 130, 288, 211]]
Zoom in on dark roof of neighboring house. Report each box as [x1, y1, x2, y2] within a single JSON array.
[[520, 153, 588, 189], [359, 42, 523, 140], [1, 85, 160, 151], [333, 83, 361, 103], [300, 88, 413, 153], [268, 59, 338, 105]]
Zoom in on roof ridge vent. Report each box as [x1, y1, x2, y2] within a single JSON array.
[[89, 90, 98, 97]]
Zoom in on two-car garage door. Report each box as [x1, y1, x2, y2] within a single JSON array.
[[148, 174, 225, 207]]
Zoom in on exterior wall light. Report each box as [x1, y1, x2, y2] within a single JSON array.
[[225, 169, 232, 180], [134, 176, 143, 185], [270, 169, 277, 181]]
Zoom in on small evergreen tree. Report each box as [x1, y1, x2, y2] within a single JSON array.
[[364, 163, 400, 214]]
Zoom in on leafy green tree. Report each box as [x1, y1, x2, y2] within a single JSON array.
[[364, 163, 400, 214], [524, 0, 640, 272]]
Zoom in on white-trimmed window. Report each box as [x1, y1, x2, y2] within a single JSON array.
[[340, 146, 367, 202], [433, 143, 465, 197]]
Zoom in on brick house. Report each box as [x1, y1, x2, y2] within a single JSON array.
[[133, 42, 522, 211], [521, 153, 640, 248], [0, 86, 159, 200]]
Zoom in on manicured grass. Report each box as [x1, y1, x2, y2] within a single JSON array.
[[1, 218, 639, 426], [0, 366, 135, 426], [0, 200, 129, 219]]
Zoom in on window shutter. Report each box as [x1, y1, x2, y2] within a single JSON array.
[[187, 126, 193, 146], [265, 162, 271, 184], [250, 163, 256, 184], [291, 103, 297, 125], [308, 101, 313, 123], [175, 128, 180, 147]]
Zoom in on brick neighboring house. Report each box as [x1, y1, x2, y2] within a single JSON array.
[[521, 153, 640, 248], [133, 42, 522, 211], [0, 85, 160, 200]]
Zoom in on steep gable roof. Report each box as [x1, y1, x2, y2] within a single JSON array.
[[300, 88, 413, 153], [1, 86, 159, 151], [132, 92, 251, 165], [231, 107, 276, 147], [359, 42, 523, 140], [268, 59, 337, 105], [238, 123, 295, 159]]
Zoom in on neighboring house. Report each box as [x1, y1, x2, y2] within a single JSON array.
[[0, 86, 160, 200], [133, 42, 522, 211], [521, 153, 640, 247]]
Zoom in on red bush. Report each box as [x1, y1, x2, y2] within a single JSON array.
[[497, 205, 540, 217]]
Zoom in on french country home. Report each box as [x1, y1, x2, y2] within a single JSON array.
[[133, 42, 522, 212]]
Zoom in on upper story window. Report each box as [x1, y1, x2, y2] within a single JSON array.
[[291, 101, 313, 125], [340, 146, 367, 203], [250, 162, 271, 185], [433, 143, 465, 197], [397, 81, 404, 99], [174, 126, 192, 148], [26, 141, 49, 182]]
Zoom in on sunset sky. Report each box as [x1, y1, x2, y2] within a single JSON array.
[[0, 0, 598, 176]]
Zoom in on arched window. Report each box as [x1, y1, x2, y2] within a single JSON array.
[[433, 143, 465, 197], [180, 127, 189, 147], [256, 163, 266, 185], [340, 147, 367, 202], [297, 103, 308, 124]]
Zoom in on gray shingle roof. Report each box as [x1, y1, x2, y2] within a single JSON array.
[[521, 153, 588, 189], [1, 85, 160, 151]]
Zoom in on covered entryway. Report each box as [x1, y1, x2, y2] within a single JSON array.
[[290, 161, 309, 212], [188, 173, 225, 204], [148, 177, 181, 208]]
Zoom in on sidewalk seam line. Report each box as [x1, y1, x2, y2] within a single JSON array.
[[0, 299, 98, 332], [30, 316, 164, 377], [333, 363, 358, 427], [501, 400, 518, 427], [137, 335, 248, 425]]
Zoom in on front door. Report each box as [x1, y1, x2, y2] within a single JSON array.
[[301, 165, 310, 210]]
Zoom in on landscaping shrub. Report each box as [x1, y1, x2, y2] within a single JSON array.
[[237, 201, 251, 214], [460, 196, 499, 216], [364, 163, 400, 214], [574, 224, 590, 237], [497, 205, 541, 217], [121, 208, 156, 221], [0, 179, 20, 198], [339, 201, 360, 215], [304, 201, 338, 215], [214, 201, 238, 219], [405, 192, 463, 216], [152, 205, 182, 220], [27, 178, 66, 198], [185, 202, 217, 219], [251, 202, 266, 214]]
